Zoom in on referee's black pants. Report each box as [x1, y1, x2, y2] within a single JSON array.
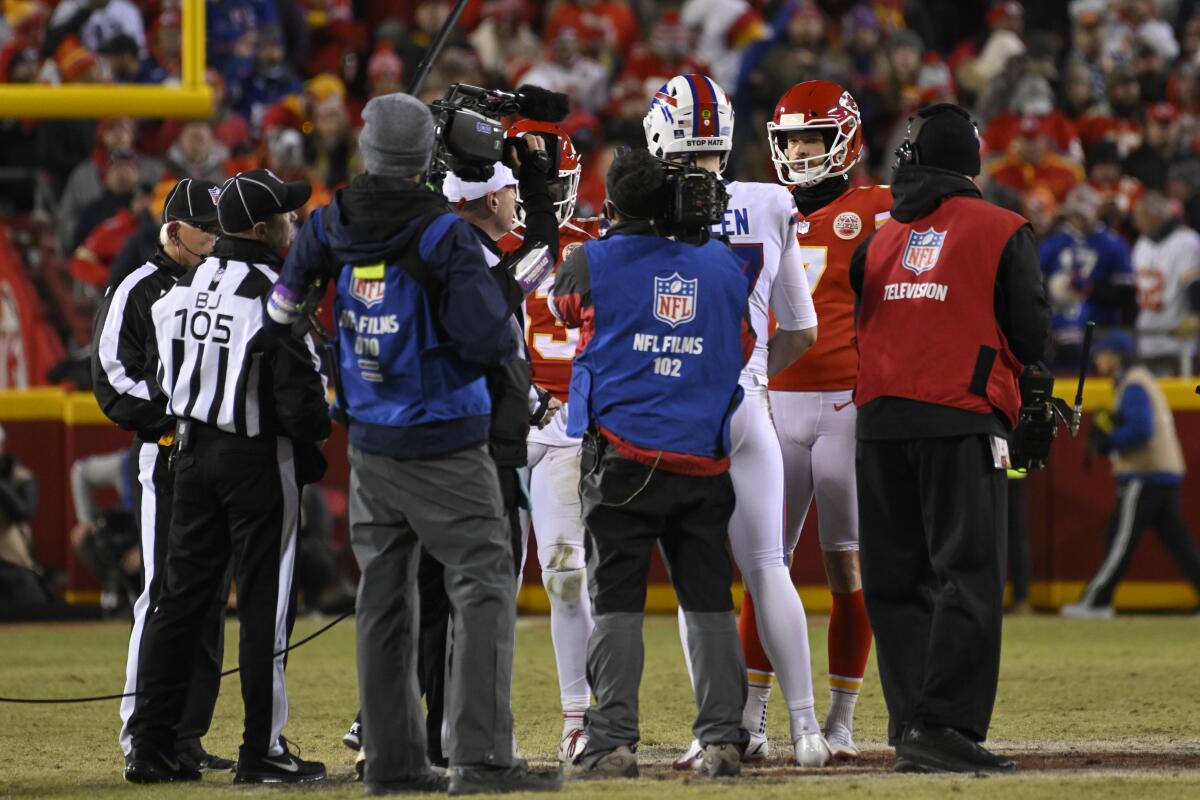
[[857, 434, 1007, 745], [120, 440, 229, 757], [1079, 479, 1200, 608], [128, 426, 301, 760]]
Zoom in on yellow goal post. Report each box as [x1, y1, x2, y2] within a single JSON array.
[[0, 0, 211, 118]]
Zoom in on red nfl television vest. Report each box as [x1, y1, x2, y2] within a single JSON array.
[[856, 195, 1027, 428]]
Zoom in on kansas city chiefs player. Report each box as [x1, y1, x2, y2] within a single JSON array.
[[643, 74, 828, 769], [739, 80, 892, 762], [498, 119, 602, 763]]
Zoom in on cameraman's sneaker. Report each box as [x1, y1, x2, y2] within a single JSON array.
[[234, 743, 326, 784], [563, 745, 639, 780], [698, 743, 741, 777], [124, 745, 202, 784], [344, 715, 362, 751], [448, 760, 562, 795]]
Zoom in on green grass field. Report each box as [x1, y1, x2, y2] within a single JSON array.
[[2, 614, 1199, 798]]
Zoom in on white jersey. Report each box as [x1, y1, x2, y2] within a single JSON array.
[[1132, 224, 1200, 360], [713, 180, 817, 387]]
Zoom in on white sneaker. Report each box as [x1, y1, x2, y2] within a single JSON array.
[[672, 739, 704, 771], [743, 733, 770, 763], [1060, 602, 1115, 619], [824, 724, 860, 762], [792, 731, 831, 768], [559, 727, 588, 763]]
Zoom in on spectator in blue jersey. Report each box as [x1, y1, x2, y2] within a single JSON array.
[[1063, 332, 1200, 618], [1041, 184, 1136, 367]]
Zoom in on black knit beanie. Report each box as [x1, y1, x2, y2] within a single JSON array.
[[912, 103, 981, 177]]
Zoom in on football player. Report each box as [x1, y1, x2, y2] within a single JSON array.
[[741, 80, 892, 761], [499, 120, 603, 763], [643, 74, 828, 768]]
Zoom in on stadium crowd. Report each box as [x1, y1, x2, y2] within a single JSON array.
[[1, 0, 1199, 374]]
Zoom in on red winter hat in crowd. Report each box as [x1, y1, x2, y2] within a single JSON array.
[[1147, 101, 1179, 123], [56, 36, 97, 81], [367, 44, 402, 82]]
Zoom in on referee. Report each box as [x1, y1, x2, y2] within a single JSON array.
[[91, 177, 232, 773], [125, 170, 331, 784]]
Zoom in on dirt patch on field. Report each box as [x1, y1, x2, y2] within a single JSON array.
[[630, 749, 1200, 779]]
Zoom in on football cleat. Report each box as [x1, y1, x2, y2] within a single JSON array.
[[743, 733, 770, 763], [559, 727, 588, 763], [672, 739, 704, 770], [824, 725, 860, 762], [792, 731, 832, 768], [1060, 603, 1115, 619], [343, 715, 362, 751], [698, 743, 741, 777]]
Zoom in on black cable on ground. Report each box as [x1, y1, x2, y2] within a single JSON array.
[[0, 610, 353, 704]]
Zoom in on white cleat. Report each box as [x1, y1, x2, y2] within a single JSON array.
[[559, 727, 588, 763], [792, 731, 832, 768], [743, 733, 770, 763], [1060, 602, 1115, 619], [672, 739, 704, 771], [824, 724, 861, 762]]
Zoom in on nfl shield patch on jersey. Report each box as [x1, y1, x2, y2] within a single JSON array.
[[653, 272, 697, 328], [902, 229, 947, 275], [350, 263, 386, 307]]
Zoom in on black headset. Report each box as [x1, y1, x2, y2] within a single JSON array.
[[893, 103, 979, 169]]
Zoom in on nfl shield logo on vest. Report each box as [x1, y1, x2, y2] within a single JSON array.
[[350, 277, 385, 307], [653, 272, 697, 328], [902, 228, 947, 275]]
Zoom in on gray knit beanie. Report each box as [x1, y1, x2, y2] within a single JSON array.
[[359, 92, 435, 178]]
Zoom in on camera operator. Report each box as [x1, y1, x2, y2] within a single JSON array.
[[849, 104, 1050, 773], [550, 149, 755, 780], [267, 92, 561, 796]]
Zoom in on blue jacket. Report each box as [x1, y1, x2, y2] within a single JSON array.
[[279, 176, 518, 459], [1040, 226, 1133, 337], [553, 226, 752, 473]]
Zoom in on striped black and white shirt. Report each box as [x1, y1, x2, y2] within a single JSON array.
[[92, 249, 187, 440], [148, 237, 330, 441]]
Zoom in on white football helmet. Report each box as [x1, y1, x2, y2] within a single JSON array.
[[643, 73, 734, 172]]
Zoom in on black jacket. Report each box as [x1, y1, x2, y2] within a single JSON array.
[[849, 166, 1052, 439], [91, 247, 187, 441]]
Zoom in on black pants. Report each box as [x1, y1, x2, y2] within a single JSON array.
[[121, 441, 228, 756], [857, 435, 1007, 745], [415, 464, 525, 767], [1079, 479, 1200, 608], [128, 427, 301, 759], [1006, 479, 1030, 605]]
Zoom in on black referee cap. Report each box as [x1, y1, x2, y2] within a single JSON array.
[[162, 178, 221, 228], [217, 169, 312, 234]]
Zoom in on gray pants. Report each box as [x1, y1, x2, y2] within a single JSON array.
[[349, 444, 517, 782]]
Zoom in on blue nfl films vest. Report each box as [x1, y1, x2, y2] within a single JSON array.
[[566, 235, 751, 458], [330, 212, 491, 429]]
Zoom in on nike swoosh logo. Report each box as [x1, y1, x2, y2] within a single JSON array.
[[161, 755, 182, 771], [264, 757, 299, 773], [833, 401, 853, 412]]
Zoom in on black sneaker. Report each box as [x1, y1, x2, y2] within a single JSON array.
[[344, 715, 362, 751], [448, 761, 562, 795], [234, 742, 327, 784], [176, 742, 236, 773], [896, 725, 1016, 774], [124, 745, 203, 784], [364, 772, 449, 795]]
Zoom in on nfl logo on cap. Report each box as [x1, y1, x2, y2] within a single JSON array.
[[208, 186, 221, 204], [902, 228, 947, 275], [653, 273, 697, 328]]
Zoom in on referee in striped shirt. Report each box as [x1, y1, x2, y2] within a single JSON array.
[[91, 177, 234, 774], [125, 170, 331, 785]]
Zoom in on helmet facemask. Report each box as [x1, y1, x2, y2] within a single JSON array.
[[769, 118, 857, 187]]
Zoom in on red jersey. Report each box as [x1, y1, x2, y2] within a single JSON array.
[[499, 217, 604, 400], [770, 185, 892, 392], [987, 153, 1084, 203]]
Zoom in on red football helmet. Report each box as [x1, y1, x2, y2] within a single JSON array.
[[508, 118, 581, 226], [767, 80, 863, 186]]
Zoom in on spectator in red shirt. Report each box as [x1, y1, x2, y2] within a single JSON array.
[[70, 180, 153, 290], [984, 75, 1083, 161], [544, 0, 638, 61], [1077, 65, 1144, 158], [988, 115, 1085, 203]]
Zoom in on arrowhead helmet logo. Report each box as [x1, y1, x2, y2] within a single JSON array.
[[902, 228, 947, 275], [653, 272, 698, 328]]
